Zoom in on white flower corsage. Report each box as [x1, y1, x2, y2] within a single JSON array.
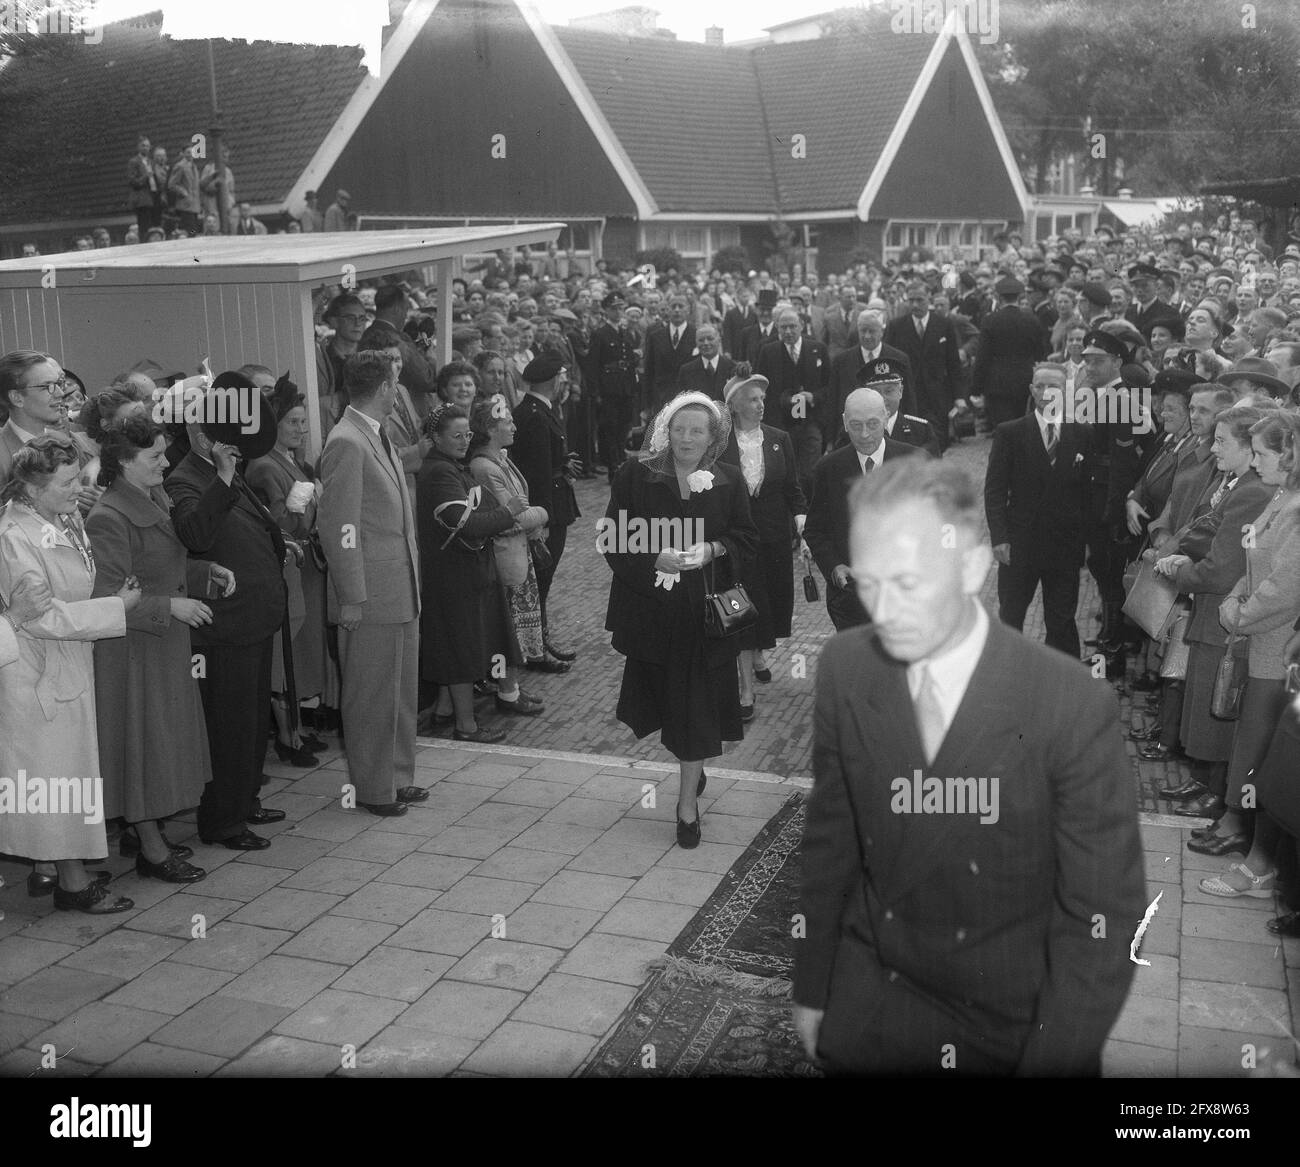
[[1074, 453, 1084, 465], [687, 470, 714, 493]]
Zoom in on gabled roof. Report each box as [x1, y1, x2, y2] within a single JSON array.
[[0, 10, 366, 226]]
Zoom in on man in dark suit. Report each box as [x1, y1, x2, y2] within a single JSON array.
[[166, 377, 287, 850], [818, 284, 861, 359], [675, 323, 735, 400], [513, 350, 581, 663], [984, 363, 1088, 656], [884, 282, 963, 450], [829, 310, 916, 426], [756, 307, 830, 497], [804, 386, 922, 630], [1125, 263, 1179, 341], [794, 456, 1146, 1076], [721, 287, 756, 359], [370, 284, 437, 414], [642, 293, 695, 414], [591, 292, 639, 481], [972, 276, 1047, 429], [740, 288, 779, 365], [317, 352, 426, 818]]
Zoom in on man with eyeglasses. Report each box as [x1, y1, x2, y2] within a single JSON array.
[[0, 350, 69, 493], [315, 293, 369, 440]]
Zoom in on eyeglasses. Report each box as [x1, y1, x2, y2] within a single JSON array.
[[27, 377, 67, 399]]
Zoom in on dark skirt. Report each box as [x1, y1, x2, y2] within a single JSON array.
[[421, 548, 521, 685], [1225, 678, 1289, 808], [1181, 640, 1243, 762], [737, 535, 795, 650], [616, 584, 743, 762]]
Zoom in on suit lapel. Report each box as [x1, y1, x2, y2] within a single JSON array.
[[346, 410, 402, 491]]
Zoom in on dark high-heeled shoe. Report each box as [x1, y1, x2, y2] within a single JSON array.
[[676, 813, 701, 849], [274, 740, 319, 767], [298, 733, 328, 753], [697, 770, 707, 796], [53, 882, 134, 914]]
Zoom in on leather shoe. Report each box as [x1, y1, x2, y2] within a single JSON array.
[[1266, 911, 1300, 938], [495, 692, 544, 715], [201, 829, 270, 850], [1175, 793, 1225, 819], [273, 741, 319, 767], [359, 801, 409, 817], [52, 882, 133, 914], [454, 725, 506, 743], [298, 732, 328, 753], [740, 702, 755, 722], [1186, 830, 1250, 856], [396, 786, 429, 804], [1139, 742, 1186, 762], [1157, 778, 1206, 800], [118, 831, 193, 861], [753, 667, 772, 683], [676, 813, 701, 849], [1191, 816, 1225, 839], [28, 869, 109, 897], [525, 656, 571, 674], [544, 639, 577, 662], [1131, 670, 1161, 692], [247, 804, 286, 825], [135, 853, 206, 883]]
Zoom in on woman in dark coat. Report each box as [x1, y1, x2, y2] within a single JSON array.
[[87, 413, 218, 882], [1154, 404, 1272, 845], [719, 371, 806, 721], [603, 391, 758, 849], [417, 403, 525, 743]]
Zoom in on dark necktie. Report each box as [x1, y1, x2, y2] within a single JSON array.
[[379, 428, 394, 460], [1045, 422, 1058, 466], [862, 456, 873, 477]]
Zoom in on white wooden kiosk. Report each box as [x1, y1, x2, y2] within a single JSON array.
[[0, 224, 563, 453]]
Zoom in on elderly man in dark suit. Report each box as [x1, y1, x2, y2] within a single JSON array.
[[804, 386, 923, 631], [819, 283, 861, 359], [513, 350, 581, 664], [972, 275, 1048, 429], [675, 324, 735, 400], [721, 286, 756, 359], [829, 310, 916, 428], [740, 288, 779, 365], [166, 376, 288, 849], [642, 294, 696, 414], [885, 281, 963, 450], [794, 456, 1146, 1076], [756, 306, 830, 497], [318, 352, 426, 817], [984, 362, 1088, 656]]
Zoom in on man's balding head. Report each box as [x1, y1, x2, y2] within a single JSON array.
[[844, 387, 888, 455]]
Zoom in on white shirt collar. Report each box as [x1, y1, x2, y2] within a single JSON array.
[[914, 313, 929, 330], [885, 412, 897, 435], [9, 419, 44, 444], [787, 338, 802, 360], [860, 344, 880, 362], [1033, 408, 1055, 441], [857, 445, 883, 474], [907, 601, 989, 724], [347, 404, 382, 435]]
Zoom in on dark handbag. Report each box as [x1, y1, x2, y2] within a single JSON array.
[[800, 544, 818, 602], [1209, 603, 1248, 720], [703, 558, 759, 639], [306, 530, 328, 573], [1158, 604, 1191, 680], [529, 537, 553, 574]]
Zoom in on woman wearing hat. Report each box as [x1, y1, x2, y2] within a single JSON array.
[[719, 370, 806, 720], [602, 391, 758, 848], [87, 413, 215, 882]]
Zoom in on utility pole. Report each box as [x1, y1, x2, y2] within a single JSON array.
[[207, 39, 229, 235]]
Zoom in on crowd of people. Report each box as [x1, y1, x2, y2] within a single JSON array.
[[3, 212, 1300, 967]]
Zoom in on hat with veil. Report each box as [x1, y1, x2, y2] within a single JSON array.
[[638, 391, 732, 483]]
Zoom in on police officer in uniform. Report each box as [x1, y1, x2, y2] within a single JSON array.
[[591, 292, 638, 483], [832, 358, 940, 458]]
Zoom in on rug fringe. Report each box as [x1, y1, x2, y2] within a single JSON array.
[[648, 954, 792, 998]]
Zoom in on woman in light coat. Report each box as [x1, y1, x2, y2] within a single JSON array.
[[0, 435, 140, 913]]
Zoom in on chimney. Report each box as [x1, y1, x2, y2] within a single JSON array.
[[705, 25, 724, 45], [1116, 187, 1134, 199]]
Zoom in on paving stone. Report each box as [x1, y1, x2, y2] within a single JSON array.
[[276, 916, 396, 965], [414, 747, 482, 770], [329, 882, 440, 927], [325, 831, 426, 865], [281, 771, 353, 799], [353, 807, 463, 837], [1180, 936, 1287, 989], [260, 791, 333, 823], [472, 847, 571, 884], [228, 887, 342, 932], [532, 870, 635, 912], [598, 818, 681, 850], [493, 778, 578, 808], [183, 864, 295, 903], [453, 801, 548, 835], [576, 773, 650, 803], [234, 835, 336, 871], [496, 902, 602, 949], [523, 760, 611, 785], [448, 762, 531, 788], [104, 962, 235, 1015], [432, 875, 537, 915], [0, 966, 124, 1022], [1144, 851, 1180, 885], [628, 867, 725, 907], [0, 1047, 98, 1077], [342, 1025, 477, 1077], [0, 1010, 53, 1055], [98, 1041, 225, 1078], [445, 938, 564, 993], [375, 853, 480, 892], [657, 840, 746, 874], [1183, 902, 1278, 945], [220, 954, 343, 1008], [567, 843, 665, 879], [458, 1020, 594, 1077], [1127, 953, 1179, 1001], [512, 972, 638, 1036], [55, 929, 183, 981], [13, 901, 149, 945], [509, 821, 608, 855], [557, 932, 666, 986], [217, 1033, 343, 1077], [33, 1001, 169, 1064], [281, 857, 389, 897], [1137, 824, 1183, 851], [398, 981, 524, 1039], [421, 783, 497, 817], [706, 788, 792, 819], [387, 908, 494, 957], [1109, 993, 1179, 1050], [273, 988, 406, 1048], [541, 797, 627, 830], [1179, 978, 1291, 1034], [117, 893, 242, 939], [418, 825, 519, 860], [166, 922, 292, 973], [690, 813, 770, 848], [332, 946, 456, 1002], [1101, 1038, 1179, 1078], [284, 807, 373, 843], [595, 897, 698, 943], [1178, 1026, 1282, 1077], [0, 937, 77, 986]]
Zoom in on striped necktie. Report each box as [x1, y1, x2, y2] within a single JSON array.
[[1045, 421, 1058, 466]]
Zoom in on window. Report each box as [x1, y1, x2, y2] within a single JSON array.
[[883, 220, 1006, 263]]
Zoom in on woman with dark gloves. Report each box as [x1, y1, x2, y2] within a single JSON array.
[[719, 371, 806, 721], [603, 391, 759, 849], [417, 404, 526, 743], [87, 414, 214, 882]]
